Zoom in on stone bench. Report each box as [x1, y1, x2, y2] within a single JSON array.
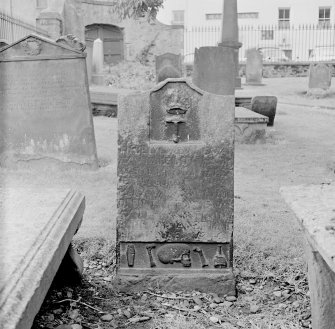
[[0, 188, 85, 329], [281, 184, 335, 329], [235, 107, 269, 143]]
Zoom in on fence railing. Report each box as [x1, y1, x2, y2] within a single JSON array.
[[184, 24, 335, 64], [0, 11, 50, 45]]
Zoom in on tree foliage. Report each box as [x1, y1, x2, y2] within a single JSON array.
[[111, 0, 164, 20]]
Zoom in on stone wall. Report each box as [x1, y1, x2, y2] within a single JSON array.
[[186, 62, 335, 78]]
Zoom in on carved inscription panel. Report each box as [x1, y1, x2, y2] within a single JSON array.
[[117, 80, 234, 244]]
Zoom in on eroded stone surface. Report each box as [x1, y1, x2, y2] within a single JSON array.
[[155, 53, 182, 83], [0, 34, 98, 168], [117, 78, 235, 293], [0, 188, 85, 329]]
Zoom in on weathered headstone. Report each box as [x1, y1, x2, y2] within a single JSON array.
[[308, 63, 332, 96], [0, 34, 98, 168], [91, 38, 104, 85], [0, 39, 9, 49], [245, 48, 263, 85], [251, 96, 277, 126], [192, 46, 236, 95], [155, 53, 182, 83], [117, 78, 235, 295]]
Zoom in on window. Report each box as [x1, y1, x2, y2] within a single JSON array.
[[36, 0, 48, 9], [261, 30, 274, 40], [238, 12, 259, 19], [278, 8, 290, 29], [206, 13, 222, 20], [172, 10, 184, 25], [319, 7, 331, 28]]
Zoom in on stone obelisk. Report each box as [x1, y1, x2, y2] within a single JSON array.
[[219, 0, 242, 89]]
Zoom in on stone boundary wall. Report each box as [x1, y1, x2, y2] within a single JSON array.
[[186, 62, 335, 78]]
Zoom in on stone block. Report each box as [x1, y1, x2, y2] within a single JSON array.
[[155, 53, 182, 83], [0, 188, 85, 329], [0, 34, 98, 168], [234, 107, 268, 144], [117, 78, 235, 295], [91, 38, 104, 86], [281, 184, 335, 329]]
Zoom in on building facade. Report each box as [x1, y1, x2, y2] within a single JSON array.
[[157, 0, 335, 62]]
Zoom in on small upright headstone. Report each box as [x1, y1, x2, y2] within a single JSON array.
[[0, 39, 8, 49], [117, 78, 235, 295], [308, 63, 332, 96], [155, 53, 182, 83], [0, 34, 98, 168], [92, 38, 104, 85], [192, 46, 236, 95], [245, 48, 263, 85]]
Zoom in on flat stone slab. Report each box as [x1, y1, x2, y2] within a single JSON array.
[[235, 106, 268, 124], [281, 184, 335, 273], [0, 188, 85, 329], [89, 86, 133, 105]]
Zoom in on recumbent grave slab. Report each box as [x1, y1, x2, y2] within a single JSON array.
[[117, 78, 235, 295], [155, 53, 182, 83], [0, 34, 98, 168], [0, 188, 85, 329]]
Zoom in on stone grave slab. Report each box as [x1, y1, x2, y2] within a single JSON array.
[[251, 96, 277, 126], [281, 184, 335, 329], [192, 46, 236, 95], [235, 107, 268, 144], [117, 78, 235, 295], [245, 48, 263, 85], [0, 34, 98, 168], [155, 53, 182, 83], [308, 63, 332, 96], [0, 188, 85, 329]]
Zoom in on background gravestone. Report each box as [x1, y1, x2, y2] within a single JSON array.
[[192, 46, 236, 95], [308, 63, 332, 95], [155, 53, 182, 83], [0, 34, 98, 168], [117, 79, 235, 295], [245, 48, 263, 85]]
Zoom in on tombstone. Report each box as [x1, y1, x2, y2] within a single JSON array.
[[91, 38, 104, 85], [117, 78, 236, 295], [0, 34, 98, 168], [155, 53, 182, 83], [251, 96, 277, 126], [0, 39, 9, 49], [308, 63, 332, 95], [192, 46, 236, 95], [245, 48, 263, 85]]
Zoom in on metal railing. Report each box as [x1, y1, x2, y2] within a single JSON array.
[[184, 24, 335, 63], [0, 11, 50, 45]]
